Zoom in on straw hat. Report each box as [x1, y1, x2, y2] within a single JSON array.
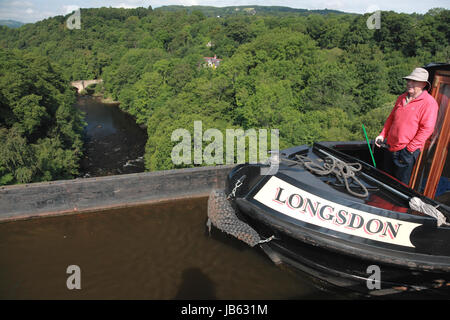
[[403, 67, 431, 88]]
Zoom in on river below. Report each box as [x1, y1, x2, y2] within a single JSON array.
[[75, 95, 147, 177]]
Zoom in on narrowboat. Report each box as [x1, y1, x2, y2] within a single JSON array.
[[207, 63, 450, 297]]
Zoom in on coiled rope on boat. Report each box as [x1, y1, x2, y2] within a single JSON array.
[[286, 155, 369, 198]]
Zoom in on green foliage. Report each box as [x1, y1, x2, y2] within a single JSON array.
[[0, 127, 36, 183], [0, 6, 448, 174], [0, 49, 84, 185], [297, 61, 358, 113], [341, 44, 391, 114]]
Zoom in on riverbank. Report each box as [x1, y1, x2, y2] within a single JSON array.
[[97, 94, 120, 105], [78, 89, 120, 105]]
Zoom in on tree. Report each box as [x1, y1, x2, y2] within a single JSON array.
[[0, 48, 84, 185], [341, 44, 391, 114]]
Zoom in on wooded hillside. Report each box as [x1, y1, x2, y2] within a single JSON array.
[[0, 6, 448, 179]]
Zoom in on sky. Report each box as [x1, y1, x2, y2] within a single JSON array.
[[0, 0, 448, 23]]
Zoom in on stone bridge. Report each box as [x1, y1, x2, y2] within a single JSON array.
[[70, 79, 103, 93]]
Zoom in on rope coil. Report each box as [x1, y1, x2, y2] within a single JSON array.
[[288, 155, 369, 198]]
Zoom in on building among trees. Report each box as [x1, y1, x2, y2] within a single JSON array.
[[203, 55, 222, 69]]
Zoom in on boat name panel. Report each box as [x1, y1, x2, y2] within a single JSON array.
[[253, 176, 421, 247]]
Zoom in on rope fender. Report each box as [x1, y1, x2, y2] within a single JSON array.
[[207, 189, 275, 247]]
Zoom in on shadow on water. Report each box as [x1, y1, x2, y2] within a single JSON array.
[[174, 268, 217, 300]]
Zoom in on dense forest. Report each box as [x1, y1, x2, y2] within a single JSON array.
[[0, 6, 449, 184], [0, 49, 85, 184]]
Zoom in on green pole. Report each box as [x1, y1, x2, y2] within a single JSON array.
[[362, 124, 376, 168]]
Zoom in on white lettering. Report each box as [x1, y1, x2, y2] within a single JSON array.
[[253, 176, 421, 247]]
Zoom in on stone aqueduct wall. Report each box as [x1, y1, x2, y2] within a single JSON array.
[[0, 165, 234, 223]]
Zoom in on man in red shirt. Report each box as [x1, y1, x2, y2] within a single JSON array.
[[375, 67, 438, 185]]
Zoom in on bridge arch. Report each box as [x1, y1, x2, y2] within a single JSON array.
[[70, 79, 103, 93]]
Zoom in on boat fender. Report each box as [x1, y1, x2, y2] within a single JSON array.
[[207, 189, 275, 247]]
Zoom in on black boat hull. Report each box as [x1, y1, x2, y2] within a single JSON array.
[[239, 205, 450, 297], [224, 143, 450, 296]]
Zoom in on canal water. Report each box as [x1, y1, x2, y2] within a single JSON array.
[[75, 95, 147, 177], [0, 197, 342, 299]]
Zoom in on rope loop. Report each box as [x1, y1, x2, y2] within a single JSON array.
[[293, 155, 368, 198]]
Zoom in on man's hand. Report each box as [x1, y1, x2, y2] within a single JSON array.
[[375, 135, 384, 148]]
